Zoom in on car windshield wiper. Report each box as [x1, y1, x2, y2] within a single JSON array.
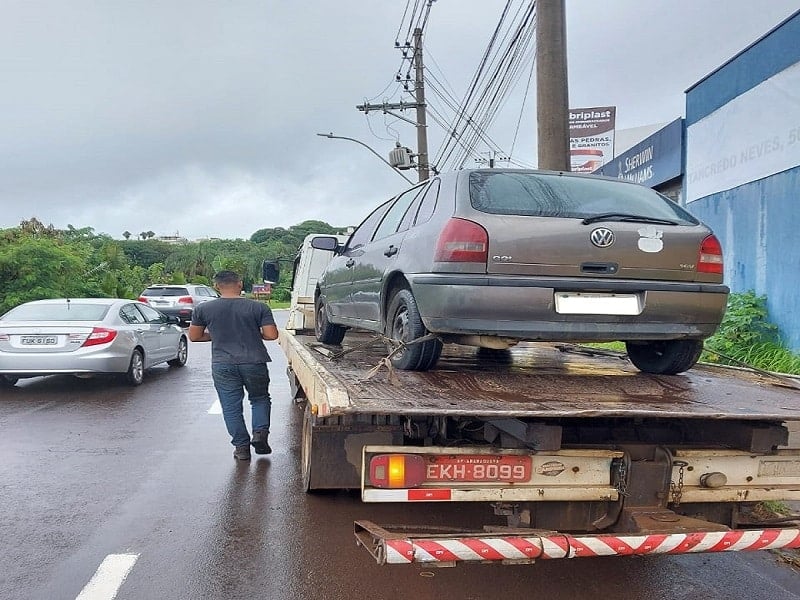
[[581, 212, 679, 226]]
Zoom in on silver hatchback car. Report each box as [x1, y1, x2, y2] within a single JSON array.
[[0, 298, 188, 387], [311, 169, 728, 374]]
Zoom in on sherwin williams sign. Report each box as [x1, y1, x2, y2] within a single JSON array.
[[569, 106, 616, 172], [594, 118, 684, 188]]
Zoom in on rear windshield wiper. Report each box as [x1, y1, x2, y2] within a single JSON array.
[[581, 212, 679, 226]]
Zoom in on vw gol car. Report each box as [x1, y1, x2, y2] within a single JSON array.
[[311, 170, 728, 374], [0, 298, 188, 387]]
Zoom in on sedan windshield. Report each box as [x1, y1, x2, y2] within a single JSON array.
[[469, 171, 699, 225], [1, 303, 110, 321]]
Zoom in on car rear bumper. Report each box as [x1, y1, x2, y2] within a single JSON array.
[[409, 274, 728, 341], [0, 347, 132, 376]]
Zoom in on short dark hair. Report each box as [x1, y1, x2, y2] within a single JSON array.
[[213, 270, 242, 286]]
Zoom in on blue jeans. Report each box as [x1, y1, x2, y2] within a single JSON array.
[[211, 363, 271, 448]]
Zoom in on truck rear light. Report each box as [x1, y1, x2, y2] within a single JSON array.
[[369, 454, 426, 489], [81, 327, 118, 347], [698, 235, 723, 274], [434, 218, 488, 263], [177, 296, 194, 304]]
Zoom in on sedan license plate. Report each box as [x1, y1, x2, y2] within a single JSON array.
[[20, 335, 58, 345], [555, 292, 642, 315], [425, 455, 532, 483]]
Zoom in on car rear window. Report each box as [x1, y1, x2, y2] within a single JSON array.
[[1, 303, 110, 321], [141, 287, 189, 297], [469, 171, 699, 225]]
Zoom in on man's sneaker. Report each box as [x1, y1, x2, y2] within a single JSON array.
[[251, 430, 272, 455], [233, 445, 251, 461]]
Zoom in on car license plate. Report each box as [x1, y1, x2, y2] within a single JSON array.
[[20, 335, 58, 345], [555, 292, 642, 315], [425, 455, 532, 483]]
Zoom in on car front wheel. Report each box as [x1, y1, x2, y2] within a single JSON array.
[[315, 296, 346, 345], [125, 349, 145, 385], [625, 339, 703, 375], [385, 288, 442, 371], [168, 337, 188, 367]]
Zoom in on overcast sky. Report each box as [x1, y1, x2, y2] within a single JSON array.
[[1, 0, 798, 240]]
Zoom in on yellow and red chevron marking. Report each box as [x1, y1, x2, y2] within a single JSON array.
[[384, 529, 800, 564]]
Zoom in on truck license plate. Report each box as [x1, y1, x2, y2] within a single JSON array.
[[425, 455, 532, 483], [21, 335, 57, 345]]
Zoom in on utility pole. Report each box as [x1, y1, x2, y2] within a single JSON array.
[[536, 0, 570, 171], [356, 28, 429, 182], [412, 27, 429, 181]]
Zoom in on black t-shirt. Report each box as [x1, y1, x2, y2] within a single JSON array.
[[191, 298, 276, 364]]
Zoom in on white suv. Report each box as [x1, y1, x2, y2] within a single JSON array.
[[138, 284, 219, 325]]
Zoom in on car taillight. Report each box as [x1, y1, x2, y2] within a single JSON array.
[[137, 296, 148, 303], [434, 218, 488, 263], [698, 235, 723, 274], [0, 333, 9, 341], [81, 327, 118, 347], [178, 296, 194, 304], [369, 454, 427, 489]]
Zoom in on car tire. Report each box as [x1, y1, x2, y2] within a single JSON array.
[[125, 349, 145, 385], [315, 296, 346, 345], [625, 339, 704, 375], [385, 288, 442, 371], [168, 337, 188, 367], [0, 375, 19, 388]]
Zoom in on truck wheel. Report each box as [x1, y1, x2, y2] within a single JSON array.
[[385, 288, 442, 371], [125, 349, 145, 385], [626, 339, 703, 375], [315, 296, 346, 345], [301, 403, 315, 492]]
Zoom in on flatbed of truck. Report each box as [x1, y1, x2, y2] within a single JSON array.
[[281, 330, 800, 421]]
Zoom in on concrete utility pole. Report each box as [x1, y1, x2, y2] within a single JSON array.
[[536, 0, 570, 171], [412, 27, 430, 181]]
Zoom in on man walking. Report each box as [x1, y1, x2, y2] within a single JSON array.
[[188, 270, 279, 461]]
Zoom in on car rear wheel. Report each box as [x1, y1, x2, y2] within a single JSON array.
[[386, 288, 442, 371], [168, 337, 188, 367], [125, 349, 145, 385], [625, 339, 703, 375], [315, 296, 346, 345], [0, 375, 19, 388]]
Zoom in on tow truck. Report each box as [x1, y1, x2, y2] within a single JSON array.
[[276, 235, 800, 566]]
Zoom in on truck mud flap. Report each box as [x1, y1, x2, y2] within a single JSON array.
[[354, 520, 800, 566]]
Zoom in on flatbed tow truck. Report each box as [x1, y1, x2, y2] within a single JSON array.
[[276, 236, 800, 567]]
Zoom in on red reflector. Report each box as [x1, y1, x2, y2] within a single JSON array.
[[81, 327, 118, 347], [408, 489, 451, 501], [698, 235, 723, 274], [177, 296, 194, 304], [369, 454, 427, 488], [434, 218, 488, 263]]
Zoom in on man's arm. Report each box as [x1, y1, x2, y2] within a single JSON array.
[[261, 324, 279, 341], [188, 325, 211, 342]]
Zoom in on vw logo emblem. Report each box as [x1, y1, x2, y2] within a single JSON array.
[[590, 227, 615, 248]]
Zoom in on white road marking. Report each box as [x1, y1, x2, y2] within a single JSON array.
[[208, 399, 222, 414], [75, 553, 139, 600]]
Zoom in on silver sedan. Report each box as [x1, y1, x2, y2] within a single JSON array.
[[0, 298, 188, 387]]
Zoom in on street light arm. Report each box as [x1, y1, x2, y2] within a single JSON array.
[[316, 133, 414, 184]]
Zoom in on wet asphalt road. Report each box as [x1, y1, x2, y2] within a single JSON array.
[[1, 310, 799, 600]]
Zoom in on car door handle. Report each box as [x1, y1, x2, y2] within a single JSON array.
[[346, 258, 355, 268], [384, 245, 398, 257]]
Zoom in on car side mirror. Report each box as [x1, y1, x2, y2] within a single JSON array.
[[310, 236, 339, 252], [262, 260, 280, 283], [167, 315, 181, 325]]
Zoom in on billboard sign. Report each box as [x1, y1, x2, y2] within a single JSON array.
[[593, 118, 683, 188], [569, 106, 616, 172]]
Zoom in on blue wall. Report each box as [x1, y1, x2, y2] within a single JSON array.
[[688, 166, 800, 350], [685, 10, 800, 351]]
